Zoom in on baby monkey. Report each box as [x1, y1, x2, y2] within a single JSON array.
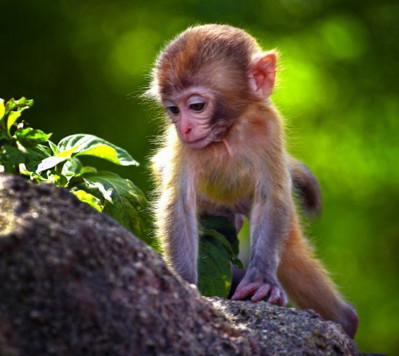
[[147, 24, 358, 338]]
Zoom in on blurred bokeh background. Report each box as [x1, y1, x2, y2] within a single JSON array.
[[1, 0, 398, 353]]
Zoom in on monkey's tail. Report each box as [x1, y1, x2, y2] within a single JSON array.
[[290, 158, 322, 218], [278, 222, 358, 338]]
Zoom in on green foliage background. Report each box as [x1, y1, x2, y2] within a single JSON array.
[[0, 0, 398, 353]]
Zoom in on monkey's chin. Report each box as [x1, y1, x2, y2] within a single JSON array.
[[185, 136, 212, 150]]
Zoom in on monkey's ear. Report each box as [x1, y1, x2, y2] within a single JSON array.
[[248, 51, 277, 100]]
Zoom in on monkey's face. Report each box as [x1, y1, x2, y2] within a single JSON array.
[[154, 26, 278, 149], [162, 87, 229, 150]]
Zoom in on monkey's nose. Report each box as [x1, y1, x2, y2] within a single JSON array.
[[182, 127, 192, 139]]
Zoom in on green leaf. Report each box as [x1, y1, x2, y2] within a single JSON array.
[[48, 140, 59, 154], [61, 158, 83, 177], [36, 155, 70, 173], [19, 163, 32, 176], [0, 131, 9, 141], [18, 144, 52, 171], [5, 99, 16, 114], [42, 171, 68, 186], [15, 97, 28, 107], [10, 97, 34, 113], [80, 166, 97, 174], [200, 215, 240, 255], [197, 216, 244, 297], [3, 96, 33, 133], [198, 232, 232, 298], [7, 111, 21, 133], [29, 171, 47, 183], [57, 134, 139, 166], [80, 171, 152, 244], [231, 257, 244, 270], [58, 144, 81, 158], [0, 98, 5, 121], [72, 190, 103, 212], [0, 144, 25, 166], [15, 127, 52, 144]]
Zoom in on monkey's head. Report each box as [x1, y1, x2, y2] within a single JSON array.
[[148, 24, 277, 149]]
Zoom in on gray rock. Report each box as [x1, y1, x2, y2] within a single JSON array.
[[210, 298, 359, 355], [0, 174, 358, 355]]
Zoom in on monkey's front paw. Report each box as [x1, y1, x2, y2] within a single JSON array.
[[231, 279, 288, 306]]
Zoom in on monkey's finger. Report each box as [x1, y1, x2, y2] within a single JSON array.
[[231, 283, 259, 300], [250, 284, 272, 302], [278, 291, 288, 307], [267, 286, 284, 305]]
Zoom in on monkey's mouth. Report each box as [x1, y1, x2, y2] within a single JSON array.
[[185, 136, 211, 149]]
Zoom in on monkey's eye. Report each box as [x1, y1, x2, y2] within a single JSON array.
[[189, 102, 205, 111], [187, 95, 206, 113], [166, 106, 180, 115]]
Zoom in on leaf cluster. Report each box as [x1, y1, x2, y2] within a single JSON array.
[[0, 97, 152, 245]]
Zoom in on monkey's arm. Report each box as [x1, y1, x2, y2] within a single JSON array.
[[232, 190, 293, 305], [155, 161, 199, 284], [232, 128, 293, 305]]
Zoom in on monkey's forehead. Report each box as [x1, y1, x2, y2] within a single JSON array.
[[154, 25, 259, 95], [156, 60, 250, 99], [156, 25, 259, 72]]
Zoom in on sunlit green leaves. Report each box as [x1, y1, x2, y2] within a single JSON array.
[[58, 134, 138, 166], [15, 128, 52, 144], [3, 97, 34, 135], [0, 97, 151, 246], [72, 189, 102, 212], [0, 99, 5, 120], [1, 98, 40, 174], [7, 111, 21, 134], [80, 171, 152, 244], [20, 144, 52, 172], [36, 155, 69, 173], [35, 134, 139, 173]]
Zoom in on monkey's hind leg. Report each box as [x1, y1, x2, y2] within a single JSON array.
[[278, 222, 359, 338]]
